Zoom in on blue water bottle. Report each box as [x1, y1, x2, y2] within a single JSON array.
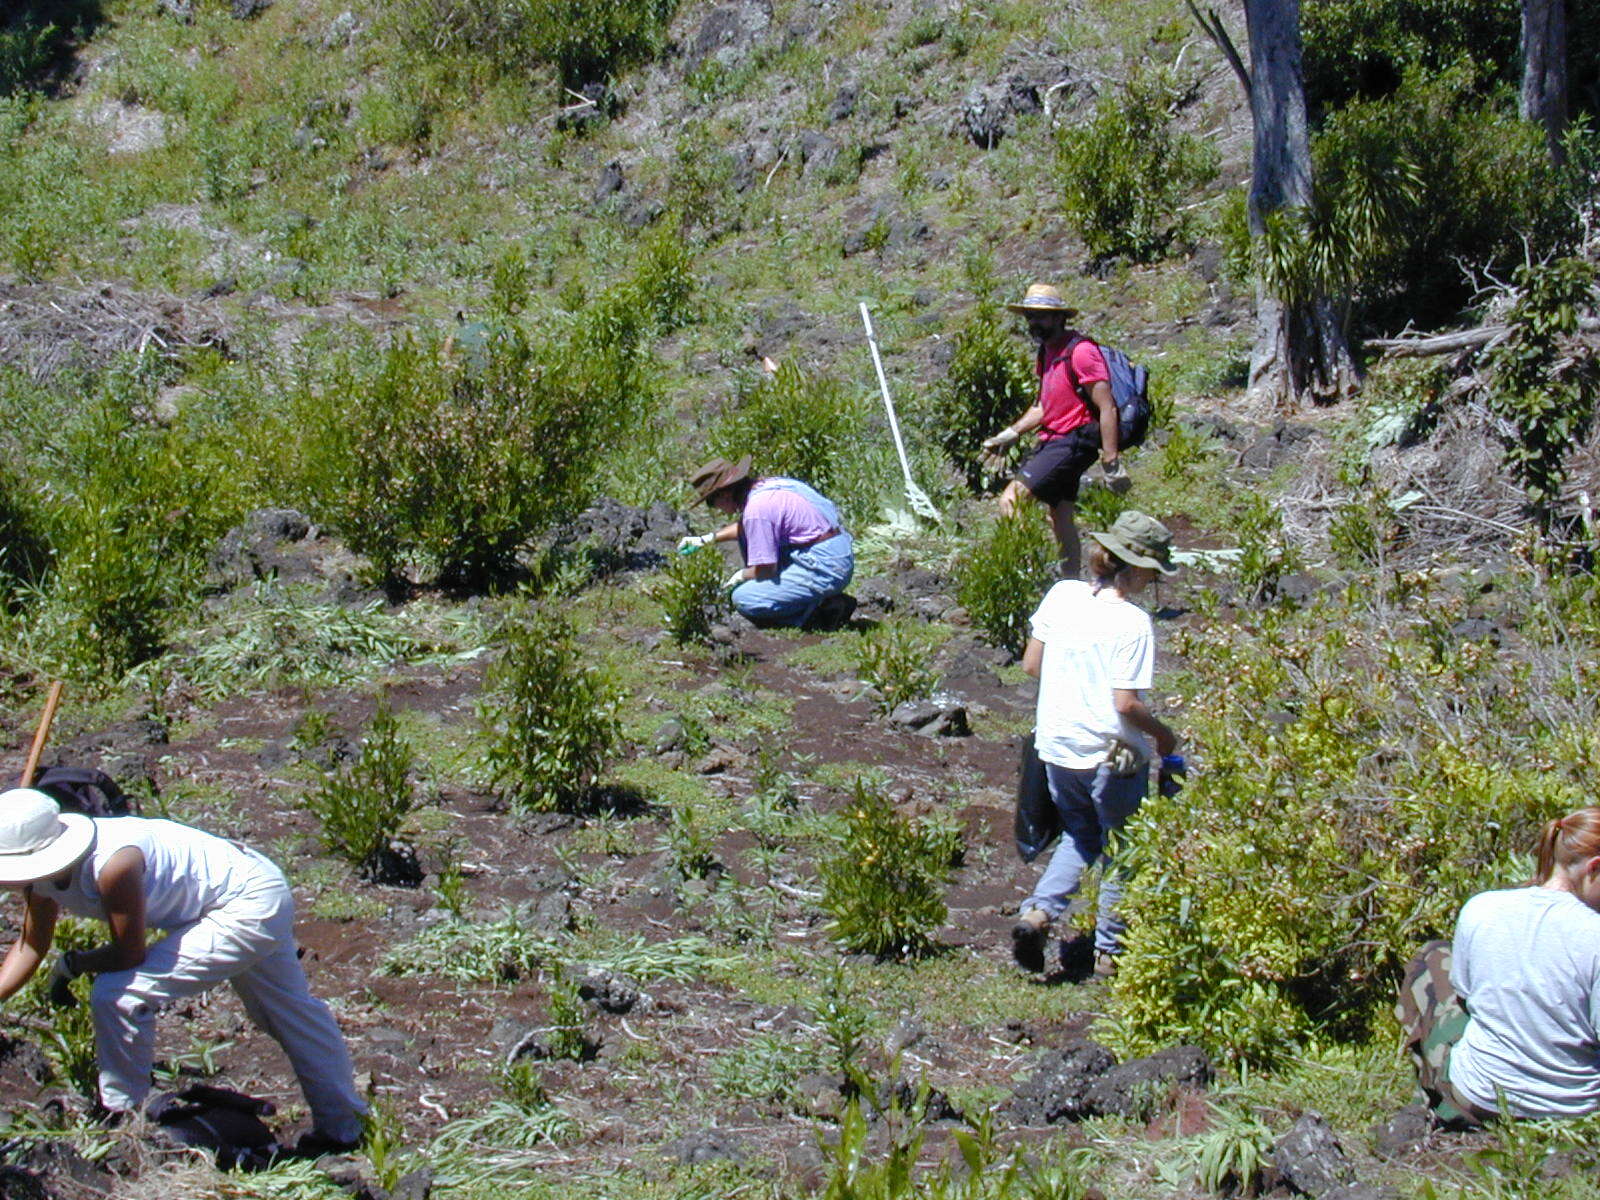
[[1159, 754, 1186, 797]]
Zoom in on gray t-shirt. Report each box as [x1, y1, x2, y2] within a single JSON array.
[[1449, 886, 1600, 1118]]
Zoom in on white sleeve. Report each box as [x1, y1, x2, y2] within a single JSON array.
[[1110, 622, 1154, 691], [1028, 588, 1059, 643]]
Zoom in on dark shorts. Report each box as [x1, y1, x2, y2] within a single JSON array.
[[1016, 427, 1100, 506]]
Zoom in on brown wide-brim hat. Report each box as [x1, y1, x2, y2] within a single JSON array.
[[1089, 510, 1179, 576], [689, 455, 753, 504], [1005, 282, 1078, 318]]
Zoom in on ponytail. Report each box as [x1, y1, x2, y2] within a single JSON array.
[[1531, 808, 1600, 885]]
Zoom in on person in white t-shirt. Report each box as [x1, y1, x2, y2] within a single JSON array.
[[1397, 807, 1600, 1124], [1012, 510, 1180, 976], [0, 791, 365, 1153]]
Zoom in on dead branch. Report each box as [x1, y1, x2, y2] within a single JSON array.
[[1184, 1, 1250, 98], [1368, 316, 1599, 358]]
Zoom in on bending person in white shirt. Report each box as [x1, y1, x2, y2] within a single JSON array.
[[0, 790, 366, 1153], [1012, 510, 1179, 977]]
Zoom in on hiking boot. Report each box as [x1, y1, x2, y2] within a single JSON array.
[[288, 1129, 362, 1159], [1092, 951, 1119, 979], [1011, 909, 1051, 972]]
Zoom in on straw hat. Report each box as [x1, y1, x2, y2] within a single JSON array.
[[0, 789, 94, 885], [1089, 510, 1179, 576], [689, 455, 753, 504], [1005, 282, 1078, 317]]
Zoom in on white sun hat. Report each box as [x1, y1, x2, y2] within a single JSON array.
[[0, 789, 95, 885]]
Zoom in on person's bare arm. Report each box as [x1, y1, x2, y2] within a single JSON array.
[[1113, 688, 1175, 758], [1089, 381, 1120, 465], [1021, 638, 1044, 678], [0, 887, 59, 1001], [709, 520, 742, 544], [72, 848, 148, 976]]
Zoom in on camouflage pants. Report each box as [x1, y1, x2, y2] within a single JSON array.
[[1395, 940, 1492, 1127]]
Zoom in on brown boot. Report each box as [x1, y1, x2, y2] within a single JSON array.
[[1011, 909, 1051, 972]]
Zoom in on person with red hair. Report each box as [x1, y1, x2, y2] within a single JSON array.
[[1398, 808, 1600, 1124]]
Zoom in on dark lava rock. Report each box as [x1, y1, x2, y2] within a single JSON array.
[[1001, 1040, 1117, 1125], [1272, 1112, 1354, 1196], [508, 1027, 601, 1064], [593, 160, 625, 203], [208, 507, 317, 589], [663, 1128, 748, 1165], [319, 1153, 391, 1200], [798, 129, 841, 176], [527, 890, 575, 935], [938, 643, 1003, 687], [576, 967, 641, 1014], [0, 1032, 53, 1084], [887, 700, 970, 738], [852, 577, 898, 619], [4, 1141, 110, 1194], [1449, 617, 1503, 646], [1277, 572, 1321, 605], [556, 83, 616, 131], [363, 840, 423, 888], [653, 718, 688, 754], [392, 1167, 434, 1200], [1323, 1187, 1395, 1200], [1082, 1045, 1212, 1118], [1371, 1103, 1433, 1158], [622, 197, 664, 229], [0, 1167, 47, 1200], [827, 83, 859, 122], [688, 0, 774, 72], [231, 0, 272, 17], [960, 76, 1043, 149], [552, 497, 689, 573]]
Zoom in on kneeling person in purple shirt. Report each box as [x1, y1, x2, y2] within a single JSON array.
[[680, 456, 854, 627]]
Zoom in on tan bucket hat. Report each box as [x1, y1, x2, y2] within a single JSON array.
[[1005, 282, 1078, 317], [1089, 510, 1179, 576], [689, 455, 753, 505], [0, 789, 94, 884]]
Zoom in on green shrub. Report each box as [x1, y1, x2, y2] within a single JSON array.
[[391, 0, 678, 90], [954, 512, 1056, 657], [1232, 494, 1299, 603], [1482, 256, 1600, 527], [1055, 65, 1219, 264], [710, 362, 885, 528], [291, 308, 642, 588], [855, 621, 939, 715], [818, 778, 951, 957], [650, 540, 727, 645], [479, 606, 621, 812], [933, 305, 1035, 489], [305, 700, 416, 879], [1102, 578, 1599, 1068]]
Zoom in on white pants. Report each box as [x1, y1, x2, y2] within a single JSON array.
[[90, 871, 365, 1142]]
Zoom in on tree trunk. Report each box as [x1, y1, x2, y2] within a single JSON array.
[[1521, 0, 1568, 165], [1243, 0, 1359, 406]]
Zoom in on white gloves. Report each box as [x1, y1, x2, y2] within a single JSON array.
[[979, 427, 1021, 473], [677, 533, 715, 554], [723, 568, 746, 591]]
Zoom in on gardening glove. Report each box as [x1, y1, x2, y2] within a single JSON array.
[[48, 951, 83, 1009], [677, 533, 715, 555], [722, 568, 746, 591], [1102, 457, 1132, 495], [979, 427, 1021, 474]]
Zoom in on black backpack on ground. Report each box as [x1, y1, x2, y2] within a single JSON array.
[[32, 765, 138, 817]]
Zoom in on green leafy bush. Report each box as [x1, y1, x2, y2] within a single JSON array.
[[818, 778, 951, 957], [954, 512, 1056, 657], [1232, 494, 1300, 603], [855, 621, 939, 715], [391, 0, 678, 90], [933, 305, 1035, 489], [305, 700, 416, 880], [650, 543, 727, 645], [479, 606, 621, 812], [291, 307, 642, 588], [1055, 65, 1218, 264], [1482, 256, 1600, 526], [1103, 576, 1600, 1068], [711, 362, 884, 529]]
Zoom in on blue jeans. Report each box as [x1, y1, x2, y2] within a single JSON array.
[[1023, 762, 1146, 954], [731, 533, 854, 627]]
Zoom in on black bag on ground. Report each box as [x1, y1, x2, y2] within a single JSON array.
[[147, 1085, 280, 1170], [31, 765, 138, 817], [1014, 732, 1060, 863]]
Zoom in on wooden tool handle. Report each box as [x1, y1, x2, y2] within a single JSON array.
[[19, 680, 64, 788]]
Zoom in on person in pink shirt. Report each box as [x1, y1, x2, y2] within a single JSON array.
[[678, 456, 854, 628], [979, 283, 1128, 577]]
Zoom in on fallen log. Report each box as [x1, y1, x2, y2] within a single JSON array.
[[1369, 316, 1600, 358]]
